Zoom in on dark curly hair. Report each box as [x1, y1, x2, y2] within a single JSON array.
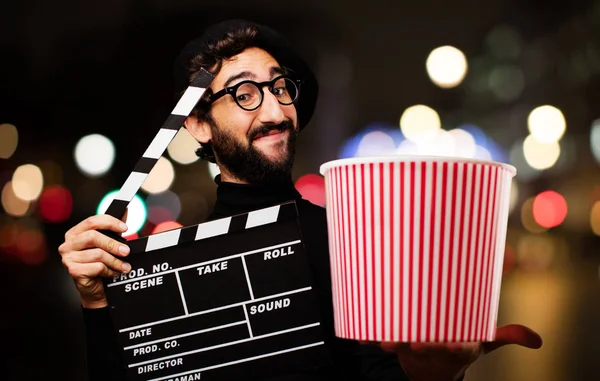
[[185, 25, 259, 163]]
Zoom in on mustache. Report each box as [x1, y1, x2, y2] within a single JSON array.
[[248, 120, 295, 142]]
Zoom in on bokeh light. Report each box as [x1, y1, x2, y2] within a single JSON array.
[[590, 119, 600, 163], [411, 129, 456, 157], [39, 185, 73, 223], [521, 197, 548, 233], [146, 190, 182, 225], [356, 131, 396, 157], [523, 135, 561, 170], [74, 134, 116, 177], [509, 139, 541, 181], [532, 190, 568, 228], [0, 123, 18, 159], [167, 128, 201, 165], [516, 234, 555, 271], [141, 157, 175, 194], [399, 105, 441, 144], [396, 139, 419, 155], [474, 145, 492, 160], [488, 65, 525, 102], [208, 162, 220, 180], [448, 128, 476, 158], [485, 24, 522, 59], [2, 181, 30, 217], [12, 164, 44, 201], [0, 221, 47, 265], [97, 190, 147, 236], [527, 105, 566, 143], [509, 181, 520, 214], [425, 46, 468, 88], [152, 221, 183, 234], [295, 174, 325, 207], [590, 201, 600, 235], [16, 228, 46, 265]]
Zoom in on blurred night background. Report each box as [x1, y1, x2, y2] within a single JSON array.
[[2, 0, 600, 380]]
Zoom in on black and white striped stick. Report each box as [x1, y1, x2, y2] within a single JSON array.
[[101, 68, 214, 229]]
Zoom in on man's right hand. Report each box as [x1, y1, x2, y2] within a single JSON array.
[[59, 213, 132, 309]]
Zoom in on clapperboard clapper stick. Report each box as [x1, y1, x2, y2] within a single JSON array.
[[98, 68, 330, 381]]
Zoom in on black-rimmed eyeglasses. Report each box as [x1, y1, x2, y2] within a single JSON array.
[[208, 76, 301, 111]]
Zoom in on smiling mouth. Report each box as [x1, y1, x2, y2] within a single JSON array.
[[254, 129, 286, 141]]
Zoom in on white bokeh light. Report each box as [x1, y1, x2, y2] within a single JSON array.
[[97, 191, 146, 236], [12, 164, 44, 201], [396, 140, 419, 155], [356, 131, 396, 157], [426, 46, 468, 88], [141, 157, 175, 194], [208, 162, 221, 179], [523, 134, 561, 170], [591, 119, 600, 163], [527, 105, 566, 143], [415, 129, 455, 156], [167, 128, 201, 165], [74, 134, 116, 177], [448, 128, 477, 158], [399, 105, 441, 144], [474, 145, 492, 161]]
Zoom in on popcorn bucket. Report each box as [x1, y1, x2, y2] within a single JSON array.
[[319, 156, 515, 342]]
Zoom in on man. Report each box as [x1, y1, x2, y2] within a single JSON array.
[[59, 19, 542, 381]]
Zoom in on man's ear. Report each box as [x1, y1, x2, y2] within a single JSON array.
[[184, 115, 212, 144]]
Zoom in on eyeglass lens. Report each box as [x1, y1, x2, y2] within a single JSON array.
[[235, 78, 298, 110]]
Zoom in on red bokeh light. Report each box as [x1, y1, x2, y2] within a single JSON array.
[[16, 229, 46, 265], [124, 233, 139, 241], [152, 221, 183, 234], [148, 205, 174, 225], [39, 185, 73, 223], [295, 174, 325, 207], [532, 190, 567, 228]]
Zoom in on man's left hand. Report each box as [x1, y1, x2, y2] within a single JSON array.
[[379, 324, 543, 381]]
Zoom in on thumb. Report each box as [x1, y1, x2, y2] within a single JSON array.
[[482, 324, 543, 354]]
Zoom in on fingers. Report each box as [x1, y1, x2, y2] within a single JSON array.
[[64, 229, 130, 257], [72, 248, 131, 273], [482, 324, 543, 354], [65, 214, 128, 241], [67, 261, 119, 281]]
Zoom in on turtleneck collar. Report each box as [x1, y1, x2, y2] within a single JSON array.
[[208, 174, 303, 220]]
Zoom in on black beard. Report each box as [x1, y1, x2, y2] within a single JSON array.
[[209, 119, 297, 184]]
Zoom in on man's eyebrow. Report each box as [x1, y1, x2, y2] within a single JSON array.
[[270, 66, 286, 77], [222, 71, 256, 88]]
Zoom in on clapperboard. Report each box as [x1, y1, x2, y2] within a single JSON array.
[[100, 69, 330, 381]]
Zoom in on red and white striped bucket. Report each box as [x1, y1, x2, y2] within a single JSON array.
[[319, 156, 516, 343]]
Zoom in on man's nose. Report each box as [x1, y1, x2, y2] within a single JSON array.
[[256, 90, 285, 125]]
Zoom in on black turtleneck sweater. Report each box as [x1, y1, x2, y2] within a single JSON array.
[[82, 177, 410, 381]]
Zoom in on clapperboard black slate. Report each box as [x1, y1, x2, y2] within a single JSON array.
[[97, 68, 329, 381], [103, 201, 330, 381]]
